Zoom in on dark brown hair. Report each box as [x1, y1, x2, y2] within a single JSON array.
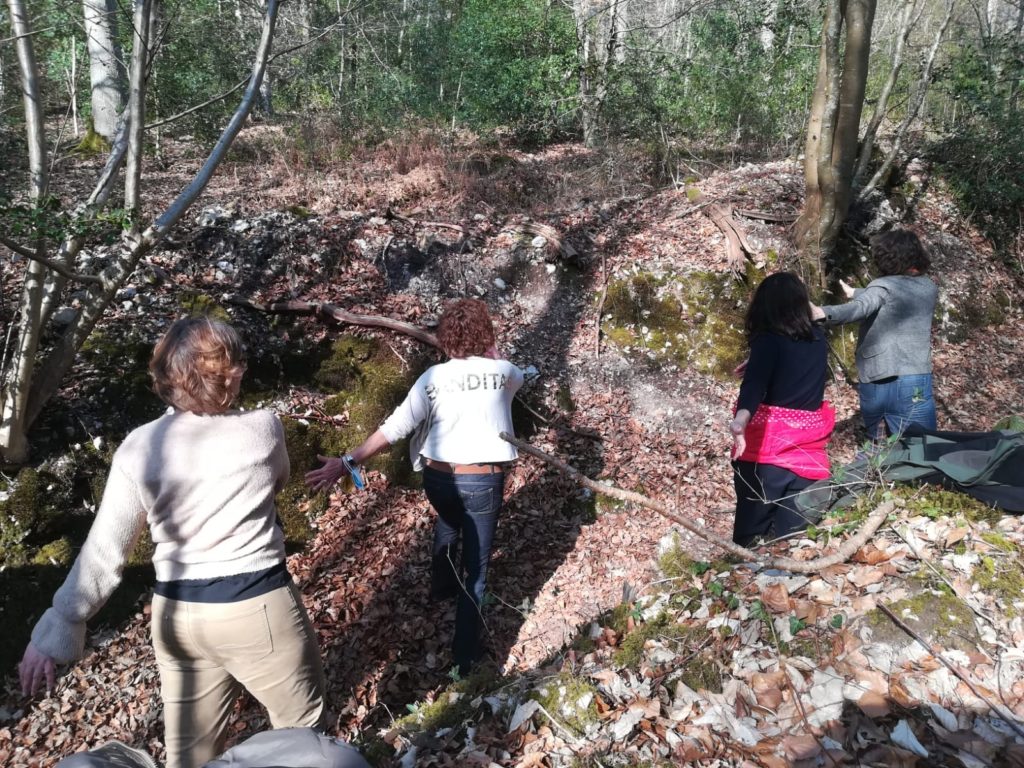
[[149, 317, 245, 414], [872, 229, 931, 276], [745, 272, 816, 342], [436, 298, 496, 359]]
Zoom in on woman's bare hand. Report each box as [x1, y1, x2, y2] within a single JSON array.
[[20, 643, 56, 696], [304, 455, 348, 493], [839, 279, 856, 299]]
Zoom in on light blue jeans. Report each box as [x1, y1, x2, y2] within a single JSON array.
[[859, 372, 937, 440]]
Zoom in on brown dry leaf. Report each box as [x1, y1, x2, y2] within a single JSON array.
[[760, 582, 792, 613], [944, 527, 968, 548], [853, 545, 892, 565], [782, 734, 821, 761], [515, 753, 547, 768], [856, 691, 891, 718], [848, 566, 885, 588]]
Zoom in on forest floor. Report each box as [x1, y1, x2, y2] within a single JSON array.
[[1, 125, 1023, 767]]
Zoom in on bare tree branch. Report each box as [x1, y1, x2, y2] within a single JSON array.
[[500, 431, 894, 574], [0, 237, 104, 284]]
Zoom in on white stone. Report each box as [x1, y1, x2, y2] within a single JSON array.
[[531, 235, 547, 248]]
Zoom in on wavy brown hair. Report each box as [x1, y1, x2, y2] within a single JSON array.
[[436, 298, 496, 359], [872, 229, 931, 275], [149, 317, 246, 414]]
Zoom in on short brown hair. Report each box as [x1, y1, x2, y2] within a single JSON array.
[[149, 317, 246, 414], [872, 229, 931, 276], [436, 299, 496, 359]]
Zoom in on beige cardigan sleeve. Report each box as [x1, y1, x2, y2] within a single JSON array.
[[30, 460, 148, 664]]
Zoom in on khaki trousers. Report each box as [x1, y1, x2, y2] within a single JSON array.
[[151, 583, 327, 768]]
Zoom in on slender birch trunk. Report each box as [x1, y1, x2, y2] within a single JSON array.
[[1, 0, 49, 462], [82, 0, 126, 141]]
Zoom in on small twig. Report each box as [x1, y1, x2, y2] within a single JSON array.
[[783, 660, 840, 766], [595, 250, 608, 358], [877, 603, 1024, 741], [513, 395, 601, 440], [734, 209, 799, 223], [0, 236, 105, 285], [676, 200, 714, 219], [385, 207, 465, 234]]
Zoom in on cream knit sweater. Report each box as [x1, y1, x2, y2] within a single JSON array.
[[31, 409, 290, 664]]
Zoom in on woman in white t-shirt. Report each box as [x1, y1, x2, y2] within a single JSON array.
[[306, 299, 523, 674]]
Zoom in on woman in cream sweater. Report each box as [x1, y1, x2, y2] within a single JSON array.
[[20, 318, 326, 768]]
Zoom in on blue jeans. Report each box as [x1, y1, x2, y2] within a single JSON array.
[[859, 373, 937, 440], [423, 467, 505, 673]]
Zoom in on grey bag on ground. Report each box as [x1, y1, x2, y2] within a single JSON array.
[[54, 728, 370, 768]]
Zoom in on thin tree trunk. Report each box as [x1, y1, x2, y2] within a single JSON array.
[[124, 0, 152, 226], [26, 0, 282, 427], [854, 0, 916, 186], [858, 0, 954, 201], [796, 0, 877, 286], [81, 0, 126, 141], [1, 0, 49, 462]]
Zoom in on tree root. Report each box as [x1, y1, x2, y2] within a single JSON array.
[[500, 432, 893, 574], [226, 296, 440, 348]]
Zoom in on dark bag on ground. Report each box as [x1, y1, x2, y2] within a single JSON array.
[[795, 426, 1024, 519], [55, 728, 371, 768]]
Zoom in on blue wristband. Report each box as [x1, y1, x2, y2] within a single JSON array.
[[341, 455, 365, 490]]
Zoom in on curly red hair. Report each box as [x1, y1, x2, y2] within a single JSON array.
[[149, 317, 246, 414], [436, 299, 496, 359]]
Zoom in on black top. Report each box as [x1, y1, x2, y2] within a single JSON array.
[[154, 561, 291, 603], [736, 328, 828, 416]]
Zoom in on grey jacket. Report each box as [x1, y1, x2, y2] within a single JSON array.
[[821, 274, 937, 383]]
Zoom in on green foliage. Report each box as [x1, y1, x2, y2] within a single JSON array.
[[601, 3, 820, 150], [446, 0, 578, 142], [933, 34, 1024, 259]]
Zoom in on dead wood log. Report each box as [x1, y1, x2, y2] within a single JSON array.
[[500, 432, 893, 574], [385, 207, 466, 234], [227, 296, 439, 348], [707, 204, 756, 274], [504, 221, 579, 260], [734, 209, 799, 223]]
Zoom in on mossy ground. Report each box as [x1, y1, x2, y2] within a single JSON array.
[[270, 335, 429, 544], [79, 331, 164, 425], [975, 531, 1024, 615], [865, 589, 981, 654], [600, 269, 749, 378], [530, 671, 600, 735], [177, 290, 231, 322], [360, 668, 504, 762], [613, 612, 720, 692]]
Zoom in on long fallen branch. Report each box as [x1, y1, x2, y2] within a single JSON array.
[[226, 296, 440, 348], [500, 432, 893, 573], [877, 603, 1024, 741]]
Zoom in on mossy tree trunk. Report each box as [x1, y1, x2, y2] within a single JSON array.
[[795, 0, 876, 293]]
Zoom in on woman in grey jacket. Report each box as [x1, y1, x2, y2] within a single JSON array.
[[812, 229, 938, 440]]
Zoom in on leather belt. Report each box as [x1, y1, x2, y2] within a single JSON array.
[[425, 459, 507, 474]]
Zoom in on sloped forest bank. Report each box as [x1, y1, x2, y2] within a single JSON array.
[[1, 131, 1023, 766]]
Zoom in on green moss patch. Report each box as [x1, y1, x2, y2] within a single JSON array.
[[975, 532, 1024, 615], [272, 336, 429, 544], [177, 291, 230, 321], [865, 590, 980, 654], [530, 672, 599, 735], [614, 611, 719, 694], [601, 270, 748, 378]]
